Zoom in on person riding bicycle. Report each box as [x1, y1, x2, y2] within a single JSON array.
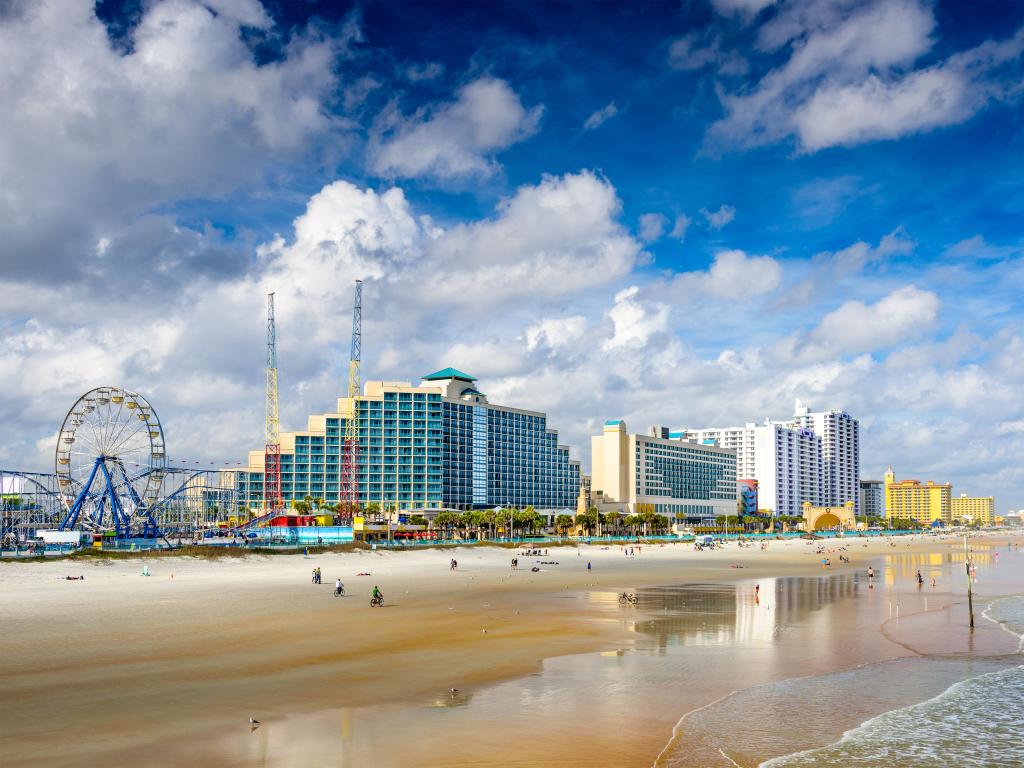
[[372, 585, 383, 601], [335, 578, 344, 595]]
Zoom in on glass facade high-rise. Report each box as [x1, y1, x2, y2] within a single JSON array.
[[231, 368, 580, 513]]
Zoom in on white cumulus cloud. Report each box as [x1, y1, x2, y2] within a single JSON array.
[[811, 285, 940, 354], [707, 0, 1024, 153], [526, 316, 589, 351], [604, 287, 670, 350], [368, 77, 542, 179]]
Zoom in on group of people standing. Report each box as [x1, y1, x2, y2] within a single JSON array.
[[311, 567, 322, 584]]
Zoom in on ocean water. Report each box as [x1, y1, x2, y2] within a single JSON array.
[[763, 595, 1024, 768], [762, 664, 1024, 767], [984, 593, 1024, 651]]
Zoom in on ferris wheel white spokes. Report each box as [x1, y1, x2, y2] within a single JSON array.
[[55, 387, 167, 533]]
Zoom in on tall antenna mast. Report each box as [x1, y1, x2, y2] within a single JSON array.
[[340, 280, 362, 519], [264, 292, 283, 513]]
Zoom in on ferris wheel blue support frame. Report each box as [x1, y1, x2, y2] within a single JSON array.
[[58, 456, 164, 539]]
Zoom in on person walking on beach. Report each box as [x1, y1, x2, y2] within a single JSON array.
[[450, 558, 458, 571], [587, 561, 591, 571], [316, 567, 322, 584], [312, 568, 317, 584], [867, 566, 875, 588], [916, 570, 924, 588]]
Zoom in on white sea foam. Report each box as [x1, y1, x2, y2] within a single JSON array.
[[983, 594, 1024, 652], [761, 663, 1024, 767]]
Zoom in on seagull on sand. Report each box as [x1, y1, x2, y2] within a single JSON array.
[[249, 717, 261, 726], [450, 688, 459, 695]]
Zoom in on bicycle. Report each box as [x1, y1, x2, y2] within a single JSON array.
[[618, 592, 638, 605], [370, 596, 384, 607], [334, 585, 345, 597]]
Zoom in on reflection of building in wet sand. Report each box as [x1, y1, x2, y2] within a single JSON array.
[[881, 549, 995, 587], [734, 577, 778, 643], [615, 575, 859, 650]]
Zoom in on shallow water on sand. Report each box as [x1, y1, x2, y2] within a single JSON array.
[[757, 594, 1024, 768], [658, 549, 1024, 768]]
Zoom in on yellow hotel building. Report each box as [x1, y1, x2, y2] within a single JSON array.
[[951, 494, 995, 526], [884, 466, 951, 525]]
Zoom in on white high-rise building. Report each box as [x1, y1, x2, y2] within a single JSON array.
[[788, 401, 860, 514], [673, 400, 858, 518], [673, 425, 756, 479], [671, 422, 822, 517], [752, 423, 823, 517]]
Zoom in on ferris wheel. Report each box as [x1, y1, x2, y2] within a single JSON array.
[[55, 387, 166, 533]]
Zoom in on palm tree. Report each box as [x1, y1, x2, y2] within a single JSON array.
[[481, 509, 497, 540], [434, 511, 460, 538], [604, 511, 621, 535], [495, 509, 513, 539], [554, 514, 574, 536], [464, 510, 486, 540]]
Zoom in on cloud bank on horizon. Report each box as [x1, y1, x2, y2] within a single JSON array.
[[1, 0, 1023, 509]]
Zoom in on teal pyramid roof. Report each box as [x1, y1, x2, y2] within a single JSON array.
[[423, 367, 476, 382]]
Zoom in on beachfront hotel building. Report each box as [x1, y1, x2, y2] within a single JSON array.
[[592, 420, 737, 524], [677, 422, 822, 518], [230, 368, 580, 515], [951, 493, 995, 526], [884, 466, 952, 525], [789, 402, 860, 514], [676, 400, 859, 518]]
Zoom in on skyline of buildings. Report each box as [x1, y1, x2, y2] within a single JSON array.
[[222, 359, 1004, 523]]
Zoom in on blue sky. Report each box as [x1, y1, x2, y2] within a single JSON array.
[[2, 0, 1023, 510]]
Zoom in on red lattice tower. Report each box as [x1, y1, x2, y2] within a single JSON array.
[[264, 293, 284, 513], [339, 280, 362, 520]]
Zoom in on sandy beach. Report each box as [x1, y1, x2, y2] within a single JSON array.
[[1, 533, 1021, 767]]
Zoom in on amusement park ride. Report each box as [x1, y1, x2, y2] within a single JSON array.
[[0, 385, 236, 547], [0, 280, 366, 547], [54, 386, 166, 537]]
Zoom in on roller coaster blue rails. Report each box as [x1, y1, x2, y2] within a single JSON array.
[[1, 469, 64, 542]]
